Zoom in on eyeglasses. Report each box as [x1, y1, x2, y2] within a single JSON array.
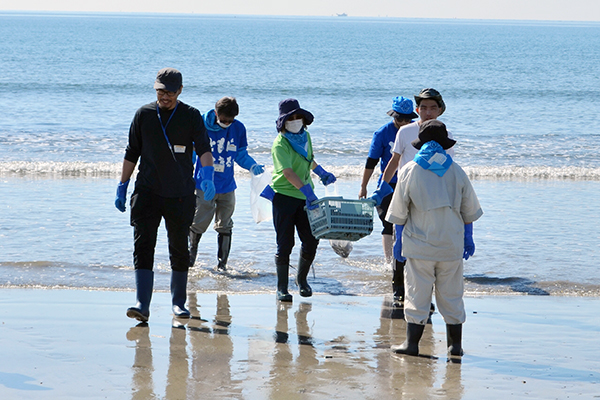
[[156, 89, 177, 97]]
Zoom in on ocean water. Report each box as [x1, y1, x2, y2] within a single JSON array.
[[1, 12, 600, 296]]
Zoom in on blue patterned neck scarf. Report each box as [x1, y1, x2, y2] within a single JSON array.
[[283, 129, 310, 160], [414, 141, 453, 177]]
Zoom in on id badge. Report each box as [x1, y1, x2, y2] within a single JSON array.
[[214, 163, 225, 173], [173, 145, 186, 153]]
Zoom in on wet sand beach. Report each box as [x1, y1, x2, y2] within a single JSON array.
[[1, 289, 599, 399]]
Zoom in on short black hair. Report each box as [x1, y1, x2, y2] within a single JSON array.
[[215, 97, 239, 117]]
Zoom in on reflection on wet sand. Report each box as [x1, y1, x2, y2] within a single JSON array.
[[127, 323, 155, 400], [125, 294, 466, 399]]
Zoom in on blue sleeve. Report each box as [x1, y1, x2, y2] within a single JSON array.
[[368, 126, 385, 160], [235, 147, 257, 170]]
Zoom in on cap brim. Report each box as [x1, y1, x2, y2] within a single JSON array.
[[411, 137, 456, 150], [388, 110, 418, 119], [154, 81, 180, 93]]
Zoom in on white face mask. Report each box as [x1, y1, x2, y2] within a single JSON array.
[[217, 120, 232, 129], [285, 119, 304, 133]]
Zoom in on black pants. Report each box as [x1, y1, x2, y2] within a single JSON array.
[[272, 193, 319, 265], [376, 181, 396, 235], [130, 188, 196, 272]]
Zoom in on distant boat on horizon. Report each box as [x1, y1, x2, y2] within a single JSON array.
[[336, 13, 347, 17]]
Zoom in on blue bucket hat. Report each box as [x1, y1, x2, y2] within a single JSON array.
[[386, 96, 418, 120], [276, 98, 314, 131]]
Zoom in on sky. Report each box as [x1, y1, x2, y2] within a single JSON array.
[[1, 0, 600, 22]]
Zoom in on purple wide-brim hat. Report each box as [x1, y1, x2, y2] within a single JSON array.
[[276, 98, 314, 131]]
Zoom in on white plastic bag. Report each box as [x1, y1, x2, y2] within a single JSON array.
[[325, 182, 353, 258], [250, 171, 273, 224]]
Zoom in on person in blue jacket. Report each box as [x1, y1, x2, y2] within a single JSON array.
[[359, 96, 417, 303], [189, 97, 264, 270]]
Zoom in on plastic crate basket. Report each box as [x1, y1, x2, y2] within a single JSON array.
[[306, 197, 375, 241]]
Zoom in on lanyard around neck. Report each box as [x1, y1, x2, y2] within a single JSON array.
[[156, 102, 179, 162]]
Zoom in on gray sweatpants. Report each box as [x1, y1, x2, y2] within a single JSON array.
[[190, 190, 235, 235]]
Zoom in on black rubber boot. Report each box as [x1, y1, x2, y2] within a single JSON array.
[[446, 323, 464, 357], [171, 270, 191, 318], [275, 255, 292, 302], [217, 233, 232, 271], [296, 252, 314, 297], [127, 269, 154, 322], [391, 323, 425, 356], [392, 259, 405, 306], [189, 230, 202, 267]]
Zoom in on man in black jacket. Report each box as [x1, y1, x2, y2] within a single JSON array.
[[115, 67, 215, 322]]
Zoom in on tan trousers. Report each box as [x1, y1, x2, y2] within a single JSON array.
[[404, 258, 466, 325]]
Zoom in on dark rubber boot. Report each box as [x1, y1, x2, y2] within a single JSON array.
[[171, 270, 191, 318], [392, 259, 405, 305], [127, 269, 154, 322], [446, 323, 464, 357], [217, 233, 232, 271], [275, 255, 292, 302], [296, 252, 313, 297], [189, 230, 202, 267], [391, 323, 425, 356]]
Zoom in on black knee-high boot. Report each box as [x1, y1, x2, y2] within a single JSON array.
[[189, 230, 202, 267], [217, 233, 232, 270], [446, 323, 464, 356], [391, 323, 425, 356], [296, 252, 314, 297], [392, 259, 405, 304], [275, 255, 292, 302]]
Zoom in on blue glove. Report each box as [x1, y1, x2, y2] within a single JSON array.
[[369, 180, 393, 206], [196, 166, 216, 201], [114, 179, 129, 213], [299, 184, 319, 210], [260, 185, 275, 202], [235, 147, 259, 171], [313, 165, 336, 186], [250, 164, 265, 176], [394, 225, 406, 262], [463, 223, 475, 260]]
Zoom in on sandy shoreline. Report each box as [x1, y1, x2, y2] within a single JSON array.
[[1, 289, 599, 399]]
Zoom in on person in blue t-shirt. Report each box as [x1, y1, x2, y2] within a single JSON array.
[[358, 96, 417, 303], [189, 97, 264, 270]]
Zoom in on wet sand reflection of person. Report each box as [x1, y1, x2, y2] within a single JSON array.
[[270, 302, 318, 396], [187, 293, 241, 397], [166, 318, 189, 399], [127, 323, 156, 400]]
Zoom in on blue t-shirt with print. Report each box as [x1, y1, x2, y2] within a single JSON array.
[[195, 109, 249, 194], [368, 120, 398, 184]]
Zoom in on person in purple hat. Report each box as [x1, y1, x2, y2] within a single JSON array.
[[358, 96, 417, 302], [268, 98, 336, 302], [115, 67, 215, 322]]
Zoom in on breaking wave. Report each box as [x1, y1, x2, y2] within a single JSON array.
[[2, 161, 600, 181]]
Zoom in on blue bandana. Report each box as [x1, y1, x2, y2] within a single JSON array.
[[283, 129, 310, 160], [414, 141, 453, 177]]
